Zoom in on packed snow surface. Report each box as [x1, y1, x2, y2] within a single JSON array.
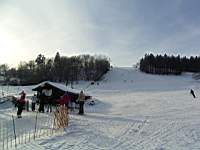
[[1, 67, 200, 150]]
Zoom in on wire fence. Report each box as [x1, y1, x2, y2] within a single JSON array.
[[0, 112, 64, 150]]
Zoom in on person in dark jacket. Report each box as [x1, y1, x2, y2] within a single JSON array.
[[190, 89, 196, 98], [46, 98, 53, 113], [31, 94, 37, 111], [17, 90, 26, 118], [38, 93, 45, 113], [77, 90, 85, 115]]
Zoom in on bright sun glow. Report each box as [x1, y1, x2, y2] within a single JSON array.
[[0, 29, 20, 65]]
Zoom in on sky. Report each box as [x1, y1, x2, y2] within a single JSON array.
[[0, 0, 200, 67]]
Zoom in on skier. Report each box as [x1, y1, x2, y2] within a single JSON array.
[[77, 90, 85, 115], [190, 89, 196, 98], [16, 90, 26, 118]]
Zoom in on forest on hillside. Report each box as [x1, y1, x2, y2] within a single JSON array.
[[140, 54, 200, 75], [0, 52, 110, 85]]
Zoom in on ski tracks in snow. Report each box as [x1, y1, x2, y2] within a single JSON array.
[[9, 114, 200, 150], [110, 116, 149, 150], [37, 114, 149, 150]]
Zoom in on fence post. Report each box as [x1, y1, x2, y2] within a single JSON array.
[[0, 123, 1, 149], [23, 131, 25, 144], [3, 126, 4, 150], [23, 130, 25, 144], [29, 131, 31, 142], [52, 112, 56, 134], [47, 116, 50, 136], [12, 115, 17, 148], [34, 112, 38, 140], [18, 131, 20, 144], [25, 129, 27, 144], [10, 136, 12, 148], [51, 115, 54, 135], [0, 122, 1, 139], [21, 130, 23, 145], [40, 128, 42, 138], [6, 125, 8, 149]]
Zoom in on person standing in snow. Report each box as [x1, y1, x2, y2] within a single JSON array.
[[77, 90, 85, 115], [31, 94, 37, 111], [38, 92, 45, 113], [26, 99, 29, 112], [190, 89, 196, 98], [46, 98, 53, 113], [70, 96, 76, 112], [57, 92, 71, 108], [16, 90, 26, 118]]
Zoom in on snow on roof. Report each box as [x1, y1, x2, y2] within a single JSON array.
[[32, 81, 90, 96]]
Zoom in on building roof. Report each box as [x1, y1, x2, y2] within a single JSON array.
[[32, 81, 78, 92], [32, 81, 90, 97]]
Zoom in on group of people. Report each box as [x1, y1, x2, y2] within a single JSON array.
[[55, 90, 86, 115], [15, 90, 86, 118]]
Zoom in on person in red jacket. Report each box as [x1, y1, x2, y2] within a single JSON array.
[[57, 92, 71, 107], [19, 90, 26, 100], [16, 90, 26, 118]]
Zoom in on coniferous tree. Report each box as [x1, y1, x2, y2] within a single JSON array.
[[139, 53, 200, 75]]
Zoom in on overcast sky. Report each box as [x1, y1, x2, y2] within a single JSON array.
[[0, 0, 200, 67]]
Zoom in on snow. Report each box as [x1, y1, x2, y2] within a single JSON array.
[[1, 67, 200, 149]]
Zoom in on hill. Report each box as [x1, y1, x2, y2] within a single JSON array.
[[0, 67, 200, 150]]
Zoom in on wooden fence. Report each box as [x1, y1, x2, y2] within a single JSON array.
[[0, 109, 68, 150]]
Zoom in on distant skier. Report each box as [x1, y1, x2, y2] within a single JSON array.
[[190, 89, 196, 98], [16, 90, 26, 118]]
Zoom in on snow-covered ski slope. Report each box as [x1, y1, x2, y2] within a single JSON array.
[[1, 67, 200, 150]]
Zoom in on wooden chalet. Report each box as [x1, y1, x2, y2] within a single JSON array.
[[32, 81, 91, 104]]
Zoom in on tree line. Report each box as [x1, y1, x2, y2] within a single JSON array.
[[140, 53, 200, 75], [0, 52, 110, 85]]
